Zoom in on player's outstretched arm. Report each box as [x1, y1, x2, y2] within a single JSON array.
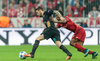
[[54, 18, 67, 23], [50, 16, 66, 23], [54, 10, 67, 23], [54, 10, 62, 17]]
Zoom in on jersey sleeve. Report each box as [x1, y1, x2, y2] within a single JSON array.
[[57, 23, 61, 28], [43, 10, 54, 21], [43, 15, 49, 21], [47, 10, 54, 16]]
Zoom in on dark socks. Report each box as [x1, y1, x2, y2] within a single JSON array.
[[31, 40, 40, 55], [60, 45, 72, 56], [84, 49, 94, 54]]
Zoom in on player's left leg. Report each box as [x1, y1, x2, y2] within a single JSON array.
[[70, 28, 98, 59], [75, 40, 98, 59], [55, 41, 72, 60], [31, 34, 45, 57], [52, 29, 72, 60], [24, 34, 45, 58]]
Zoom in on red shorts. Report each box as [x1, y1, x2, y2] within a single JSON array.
[[72, 28, 86, 42]]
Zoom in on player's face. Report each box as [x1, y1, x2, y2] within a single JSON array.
[[36, 10, 42, 17]]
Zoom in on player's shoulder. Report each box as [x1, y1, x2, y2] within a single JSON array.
[[64, 16, 69, 19], [64, 16, 71, 21], [44, 10, 54, 16]]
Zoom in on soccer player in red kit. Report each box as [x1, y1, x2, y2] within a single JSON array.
[[53, 10, 98, 59]]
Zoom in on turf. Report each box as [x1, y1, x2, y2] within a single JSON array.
[[0, 45, 100, 61]]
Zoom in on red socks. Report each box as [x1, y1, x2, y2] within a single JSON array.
[[74, 43, 85, 52], [89, 51, 93, 54], [74, 43, 93, 54]]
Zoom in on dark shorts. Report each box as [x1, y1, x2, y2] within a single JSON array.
[[41, 28, 61, 43]]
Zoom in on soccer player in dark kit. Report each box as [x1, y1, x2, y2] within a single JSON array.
[[24, 7, 72, 60], [53, 10, 98, 59]]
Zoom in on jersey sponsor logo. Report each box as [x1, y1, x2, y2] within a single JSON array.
[[47, 21, 51, 27], [0, 28, 99, 45]]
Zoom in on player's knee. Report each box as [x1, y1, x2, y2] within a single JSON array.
[[36, 37, 43, 41], [70, 43, 73, 46], [77, 49, 81, 52], [70, 41, 75, 46], [36, 38, 41, 41], [55, 41, 62, 48], [36, 36, 42, 41], [36, 35, 44, 41]]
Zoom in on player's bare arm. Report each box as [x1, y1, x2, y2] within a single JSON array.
[[53, 10, 67, 23], [54, 18, 67, 23]]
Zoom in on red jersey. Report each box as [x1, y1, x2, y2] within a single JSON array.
[[57, 16, 82, 33], [57, 16, 86, 42]]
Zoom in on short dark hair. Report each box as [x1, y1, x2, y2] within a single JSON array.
[[35, 7, 43, 11], [58, 10, 63, 16]]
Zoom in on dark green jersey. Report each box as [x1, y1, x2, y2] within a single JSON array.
[[43, 10, 56, 29], [41, 10, 60, 41]]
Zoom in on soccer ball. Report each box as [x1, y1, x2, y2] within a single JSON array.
[[19, 51, 27, 59]]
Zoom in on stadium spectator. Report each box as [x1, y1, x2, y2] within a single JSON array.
[[16, 0, 26, 17], [29, 0, 35, 4], [47, 0, 53, 10], [47, 0, 57, 10], [2, 0, 7, 16], [88, 6, 99, 18], [66, 4, 72, 17], [56, 0, 63, 10], [52, 0, 58, 9], [2, 6, 7, 16], [71, 2, 86, 17], [88, 6, 100, 27], [2, 0, 7, 8], [28, 7, 36, 17], [95, 17, 100, 27], [58, 6, 63, 12], [68, 0, 72, 5], [34, 0, 43, 8], [71, 0, 83, 6], [9, 0, 17, 9], [98, 5, 100, 11], [1, 0, 100, 18], [18, 0, 26, 7], [29, 0, 44, 9], [80, 22, 88, 27], [22, 20, 32, 28], [85, 0, 97, 17], [8, 4, 17, 17], [28, 1, 34, 13]]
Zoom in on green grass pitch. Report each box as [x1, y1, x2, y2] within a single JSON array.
[[0, 45, 100, 61]]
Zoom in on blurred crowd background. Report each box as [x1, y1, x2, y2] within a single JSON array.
[[0, 0, 100, 28], [1, 0, 100, 18]]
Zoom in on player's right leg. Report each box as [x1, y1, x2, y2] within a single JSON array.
[[24, 34, 45, 58], [70, 39, 98, 59], [76, 41, 98, 59]]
